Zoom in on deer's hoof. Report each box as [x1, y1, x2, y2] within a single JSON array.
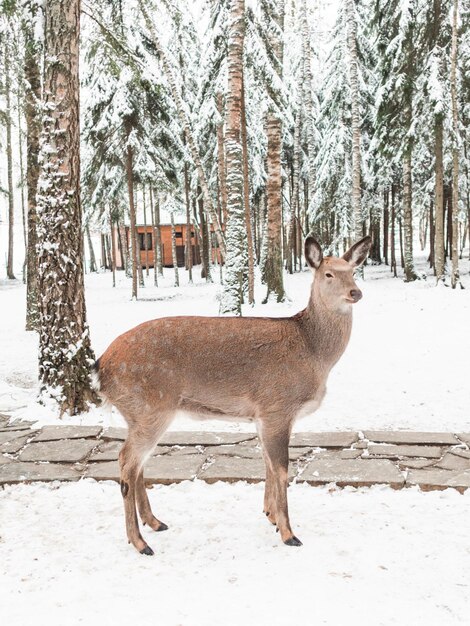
[[140, 545, 155, 556], [284, 536, 302, 547], [156, 522, 168, 532]]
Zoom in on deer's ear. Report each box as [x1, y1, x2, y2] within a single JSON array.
[[343, 236, 372, 267], [305, 235, 323, 270]]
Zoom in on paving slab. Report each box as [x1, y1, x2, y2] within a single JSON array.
[[435, 452, 470, 471], [89, 440, 123, 461], [101, 427, 128, 441], [200, 457, 268, 484], [86, 461, 120, 481], [0, 435, 32, 454], [166, 446, 206, 457], [145, 455, 205, 484], [33, 425, 102, 442], [363, 431, 458, 445], [0, 429, 36, 446], [407, 469, 470, 491], [367, 444, 442, 459], [0, 424, 34, 432], [0, 454, 14, 465], [456, 434, 470, 446], [299, 458, 404, 488], [289, 447, 313, 461], [0, 462, 81, 484], [159, 431, 256, 446], [290, 432, 358, 448], [19, 439, 99, 463], [398, 459, 436, 470], [207, 444, 262, 459], [341, 449, 363, 460]]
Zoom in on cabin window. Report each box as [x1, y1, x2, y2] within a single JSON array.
[[139, 233, 153, 251]]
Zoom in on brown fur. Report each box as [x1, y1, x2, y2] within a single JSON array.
[[96, 236, 371, 554]]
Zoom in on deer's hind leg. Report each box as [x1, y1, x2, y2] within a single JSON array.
[[119, 414, 173, 555]]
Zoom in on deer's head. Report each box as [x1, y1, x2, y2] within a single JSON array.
[[305, 235, 372, 314]]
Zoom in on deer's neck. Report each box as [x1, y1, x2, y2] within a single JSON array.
[[299, 295, 353, 371]]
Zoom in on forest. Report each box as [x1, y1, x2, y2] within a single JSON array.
[[0, 0, 469, 416]]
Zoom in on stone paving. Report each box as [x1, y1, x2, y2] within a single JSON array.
[[1, 414, 470, 492]]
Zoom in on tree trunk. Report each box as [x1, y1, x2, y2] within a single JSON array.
[[143, 185, 150, 276], [139, 1, 226, 259], [391, 184, 397, 278], [345, 0, 363, 273], [151, 187, 163, 282], [85, 224, 97, 272], [216, 92, 228, 226], [263, 114, 286, 302], [241, 67, 255, 304], [125, 138, 138, 299], [434, 114, 445, 282], [36, 0, 97, 414], [170, 212, 179, 287], [450, 0, 461, 288], [198, 187, 212, 282], [184, 162, 193, 282], [262, 0, 285, 303], [4, 41, 16, 280], [24, 16, 41, 330], [383, 189, 389, 265], [110, 214, 116, 287], [428, 198, 435, 268], [220, 0, 246, 315], [17, 89, 27, 283], [300, 0, 315, 220], [403, 150, 418, 281]]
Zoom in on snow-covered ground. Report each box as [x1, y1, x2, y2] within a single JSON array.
[[1, 479, 470, 625], [0, 255, 469, 431]]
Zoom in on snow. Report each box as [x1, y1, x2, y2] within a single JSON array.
[[0, 254, 469, 432], [1, 479, 470, 625]]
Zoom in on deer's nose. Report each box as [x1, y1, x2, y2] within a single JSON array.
[[349, 289, 362, 302]]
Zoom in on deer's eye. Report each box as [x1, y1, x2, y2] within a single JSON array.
[[325, 272, 334, 278]]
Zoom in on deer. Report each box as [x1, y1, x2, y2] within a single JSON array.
[[93, 234, 372, 555]]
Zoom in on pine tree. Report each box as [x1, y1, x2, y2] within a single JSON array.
[[37, 0, 97, 414]]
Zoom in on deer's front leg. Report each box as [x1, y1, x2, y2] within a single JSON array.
[[259, 423, 302, 546]]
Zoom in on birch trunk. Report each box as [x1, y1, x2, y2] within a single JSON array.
[[37, 0, 97, 414], [345, 0, 363, 267], [300, 0, 315, 218], [220, 0, 246, 315], [403, 150, 418, 281], [4, 41, 16, 280], [184, 163, 193, 282], [434, 115, 445, 282], [450, 0, 461, 288], [125, 138, 138, 299], [241, 67, 254, 304]]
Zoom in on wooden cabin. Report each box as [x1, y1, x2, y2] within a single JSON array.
[[112, 223, 222, 270]]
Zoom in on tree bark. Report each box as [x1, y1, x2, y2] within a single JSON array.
[[220, 0, 246, 315], [170, 212, 179, 287], [198, 187, 212, 282], [450, 0, 461, 288], [24, 16, 41, 330], [216, 92, 228, 226], [36, 0, 97, 414], [241, 67, 254, 304], [300, 0, 315, 219], [391, 184, 397, 277], [403, 146, 418, 281], [4, 40, 16, 280], [345, 0, 363, 272], [125, 138, 138, 299], [434, 114, 445, 282], [110, 213, 116, 287], [184, 162, 193, 282], [85, 224, 97, 272], [143, 185, 150, 276], [262, 0, 285, 303]]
